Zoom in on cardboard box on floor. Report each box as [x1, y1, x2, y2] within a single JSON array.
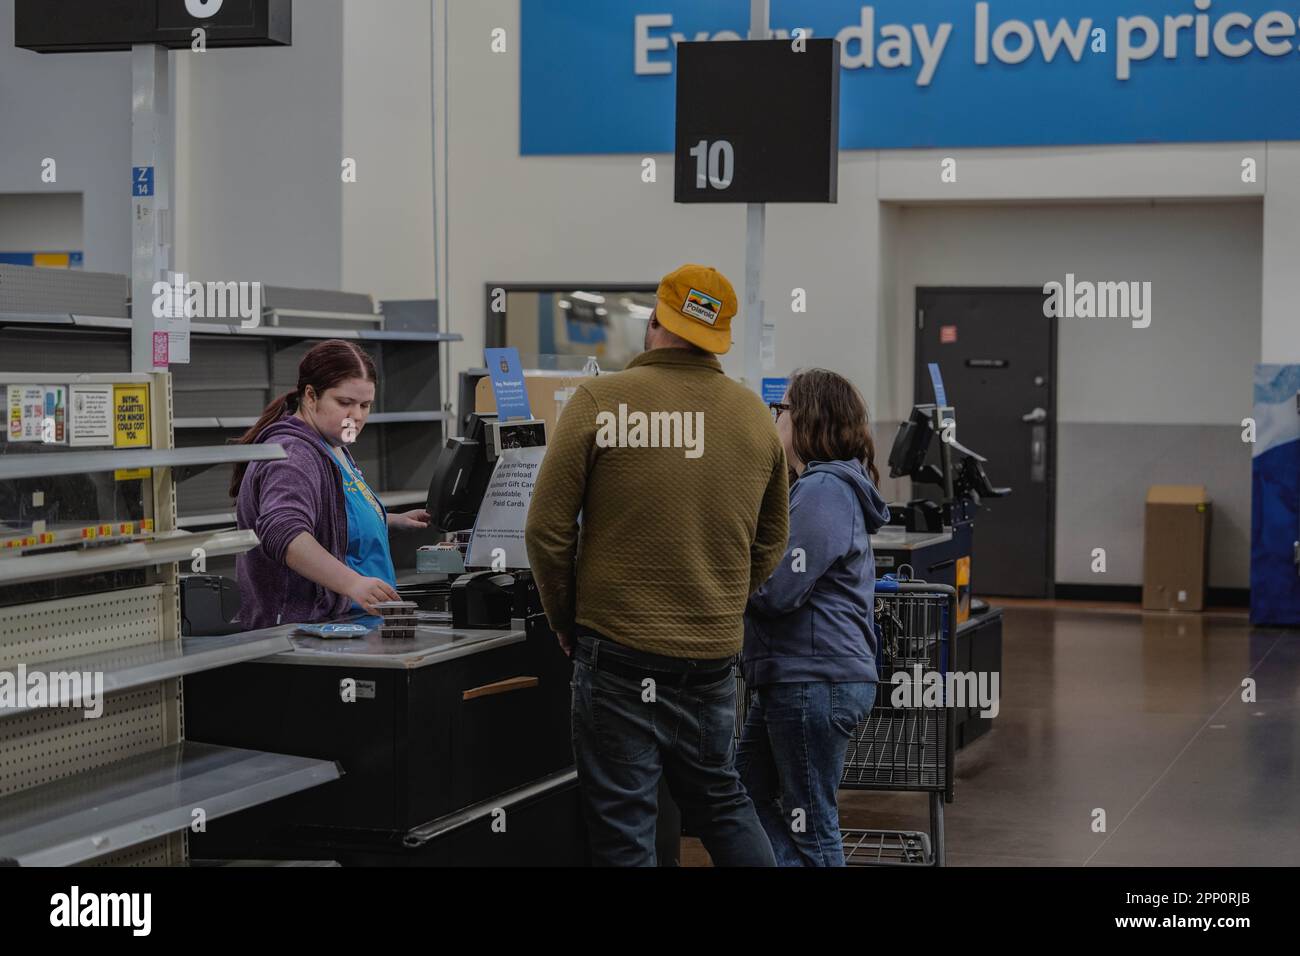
[[474, 372, 594, 440], [1142, 484, 1211, 611]]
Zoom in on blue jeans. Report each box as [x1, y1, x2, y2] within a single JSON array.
[[571, 634, 776, 867], [736, 680, 877, 866]]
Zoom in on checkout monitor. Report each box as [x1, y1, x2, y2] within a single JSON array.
[[427, 412, 497, 532], [888, 404, 937, 480]]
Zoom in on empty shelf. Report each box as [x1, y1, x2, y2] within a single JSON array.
[[359, 329, 461, 343], [0, 444, 286, 482], [0, 528, 258, 587], [2, 312, 461, 343], [176, 511, 236, 529], [0, 629, 294, 719], [173, 412, 449, 430], [0, 311, 74, 326], [0, 741, 341, 867]]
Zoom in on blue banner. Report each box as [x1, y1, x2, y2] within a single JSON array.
[[522, 0, 1300, 154]]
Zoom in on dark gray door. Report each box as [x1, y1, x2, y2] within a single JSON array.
[[915, 288, 1056, 598]]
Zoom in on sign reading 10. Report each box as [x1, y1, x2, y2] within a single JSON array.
[[688, 139, 735, 190]]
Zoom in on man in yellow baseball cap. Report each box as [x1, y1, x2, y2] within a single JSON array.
[[526, 261, 787, 865], [648, 263, 739, 355]]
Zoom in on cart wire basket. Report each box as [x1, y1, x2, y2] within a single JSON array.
[[736, 579, 957, 867]]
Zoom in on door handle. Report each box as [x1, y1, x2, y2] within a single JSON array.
[[1030, 425, 1047, 483], [462, 676, 539, 701], [1021, 407, 1047, 424]]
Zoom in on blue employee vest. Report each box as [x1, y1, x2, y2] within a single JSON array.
[[322, 443, 396, 606]]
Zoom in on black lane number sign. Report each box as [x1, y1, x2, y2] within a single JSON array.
[[675, 38, 840, 204], [15, 0, 292, 53]]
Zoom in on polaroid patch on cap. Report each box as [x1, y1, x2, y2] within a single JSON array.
[[681, 288, 722, 326]]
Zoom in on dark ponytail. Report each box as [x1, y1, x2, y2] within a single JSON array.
[[786, 368, 881, 486], [228, 339, 378, 497]]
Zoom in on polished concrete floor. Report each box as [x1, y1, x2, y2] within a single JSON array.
[[683, 602, 1300, 867]]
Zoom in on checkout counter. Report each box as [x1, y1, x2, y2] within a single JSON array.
[[185, 414, 585, 865], [880, 403, 1008, 748]]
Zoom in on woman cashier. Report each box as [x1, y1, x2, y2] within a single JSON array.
[[229, 339, 430, 629]]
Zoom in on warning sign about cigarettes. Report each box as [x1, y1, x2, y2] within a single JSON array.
[[113, 385, 151, 448]]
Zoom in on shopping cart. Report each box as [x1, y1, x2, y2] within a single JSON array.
[[736, 577, 957, 867], [839, 578, 956, 866]]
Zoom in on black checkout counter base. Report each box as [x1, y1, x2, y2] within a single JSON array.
[[185, 611, 587, 866], [873, 524, 1003, 749], [953, 607, 1003, 748]]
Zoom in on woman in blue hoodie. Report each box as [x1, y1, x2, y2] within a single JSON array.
[[738, 368, 890, 866]]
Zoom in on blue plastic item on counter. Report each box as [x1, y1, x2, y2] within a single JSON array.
[[295, 623, 373, 639]]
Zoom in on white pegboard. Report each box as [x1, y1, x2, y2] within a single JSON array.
[[0, 264, 129, 317], [0, 586, 165, 669], [0, 685, 169, 797], [85, 836, 183, 867]]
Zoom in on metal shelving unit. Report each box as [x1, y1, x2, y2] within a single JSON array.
[[0, 529, 258, 587], [0, 444, 286, 482], [0, 368, 339, 867], [0, 271, 461, 574], [0, 742, 340, 867], [1, 312, 460, 343], [0, 630, 293, 717]]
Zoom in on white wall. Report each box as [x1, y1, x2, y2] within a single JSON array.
[[172, 0, 438, 299], [890, 202, 1263, 427], [0, 0, 130, 274], [340, 0, 436, 300], [0, 193, 83, 252], [172, 0, 344, 289], [1261, 143, 1300, 364]]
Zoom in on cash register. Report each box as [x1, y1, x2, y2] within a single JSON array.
[[419, 411, 548, 630]]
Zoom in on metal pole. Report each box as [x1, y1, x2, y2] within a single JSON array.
[[743, 0, 770, 392], [131, 44, 173, 373]]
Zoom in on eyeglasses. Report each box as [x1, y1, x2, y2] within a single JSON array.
[[768, 402, 790, 422]]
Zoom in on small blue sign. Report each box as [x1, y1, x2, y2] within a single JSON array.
[[762, 377, 788, 406], [484, 348, 532, 421], [927, 363, 948, 407], [132, 167, 155, 197]]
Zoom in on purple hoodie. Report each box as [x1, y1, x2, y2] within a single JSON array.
[[235, 415, 350, 629]]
